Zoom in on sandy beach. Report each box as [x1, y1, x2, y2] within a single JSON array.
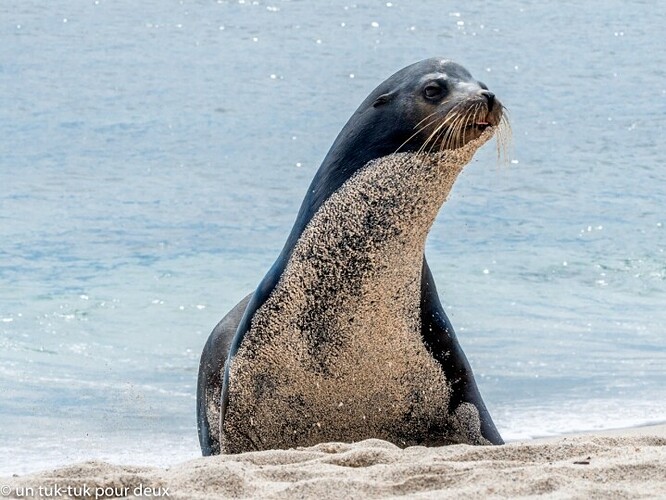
[[3, 425, 665, 499]]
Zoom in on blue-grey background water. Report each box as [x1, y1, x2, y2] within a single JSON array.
[[1, 0, 664, 475]]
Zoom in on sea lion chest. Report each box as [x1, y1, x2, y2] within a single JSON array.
[[222, 154, 465, 453]]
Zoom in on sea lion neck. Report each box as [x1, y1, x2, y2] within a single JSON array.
[[279, 107, 414, 263], [293, 127, 495, 266], [296, 152, 463, 279], [249, 128, 494, 322]]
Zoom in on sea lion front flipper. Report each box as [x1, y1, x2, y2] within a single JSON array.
[[420, 259, 504, 445], [197, 293, 253, 455]]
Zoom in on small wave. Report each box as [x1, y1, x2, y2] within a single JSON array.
[[497, 398, 666, 441]]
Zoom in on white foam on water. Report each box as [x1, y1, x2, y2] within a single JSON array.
[[498, 399, 666, 441], [0, 435, 200, 476]]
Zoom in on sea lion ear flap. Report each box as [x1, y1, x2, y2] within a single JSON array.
[[372, 92, 394, 108]]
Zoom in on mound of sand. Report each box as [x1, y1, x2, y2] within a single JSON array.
[[4, 426, 666, 499]]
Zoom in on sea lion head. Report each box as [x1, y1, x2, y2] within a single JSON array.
[[361, 57, 507, 155], [282, 57, 509, 260]]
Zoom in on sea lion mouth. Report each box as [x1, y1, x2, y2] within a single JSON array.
[[470, 121, 491, 132], [439, 101, 507, 150], [467, 108, 499, 133]]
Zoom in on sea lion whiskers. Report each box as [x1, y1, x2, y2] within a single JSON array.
[[428, 123, 451, 156], [437, 113, 458, 152], [417, 120, 446, 156], [427, 107, 467, 155], [392, 109, 447, 156], [452, 111, 469, 149], [427, 90, 493, 153], [411, 95, 458, 131], [439, 106, 468, 152], [413, 118, 446, 156], [439, 115, 459, 152], [431, 98, 485, 154], [495, 109, 513, 164], [393, 99, 460, 158], [415, 117, 450, 156], [457, 104, 476, 150], [463, 102, 483, 146], [426, 117, 453, 155], [449, 107, 469, 150], [415, 101, 467, 156], [417, 117, 449, 156], [412, 108, 446, 130]]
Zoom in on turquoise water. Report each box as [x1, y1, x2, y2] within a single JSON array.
[[1, 0, 665, 474]]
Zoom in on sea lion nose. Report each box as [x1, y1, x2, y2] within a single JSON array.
[[480, 90, 495, 111]]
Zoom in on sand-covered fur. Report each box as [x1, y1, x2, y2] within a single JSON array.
[[223, 132, 494, 453]]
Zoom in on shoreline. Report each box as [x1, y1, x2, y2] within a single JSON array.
[[4, 424, 666, 499], [530, 421, 666, 441]]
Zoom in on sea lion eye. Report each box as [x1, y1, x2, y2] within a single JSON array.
[[423, 83, 444, 100]]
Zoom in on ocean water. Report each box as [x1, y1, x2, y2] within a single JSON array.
[[1, 0, 665, 475]]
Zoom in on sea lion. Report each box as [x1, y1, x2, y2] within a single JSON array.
[[197, 57, 509, 455]]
